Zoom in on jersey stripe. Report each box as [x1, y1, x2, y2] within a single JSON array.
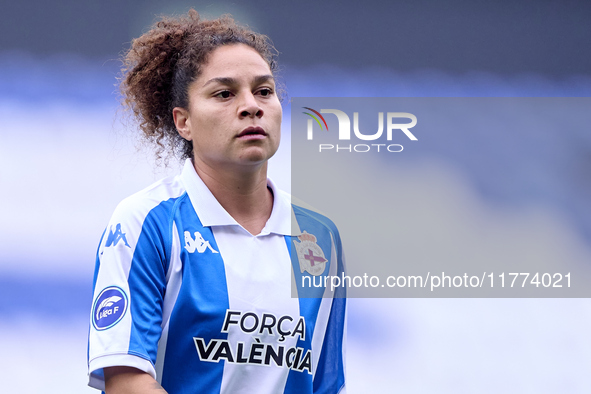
[[160, 195, 230, 394], [127, 198, 177, 365], [155, 220, 184, 381]]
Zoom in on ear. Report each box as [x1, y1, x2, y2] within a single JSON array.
[[173, 107, 192, 141]]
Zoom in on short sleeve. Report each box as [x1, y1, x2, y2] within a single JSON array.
[[87, 195, 174, 390]]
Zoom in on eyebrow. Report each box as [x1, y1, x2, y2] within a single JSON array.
[[202, 74, 275, 88]]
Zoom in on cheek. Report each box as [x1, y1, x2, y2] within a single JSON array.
[[192, 112, 226, 138], [269, 101, 283, 125]]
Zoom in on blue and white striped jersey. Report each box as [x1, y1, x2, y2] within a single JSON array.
[[88, 159, 346, 394]]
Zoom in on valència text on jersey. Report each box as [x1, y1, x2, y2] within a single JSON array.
[[193, 310, 313, 374]]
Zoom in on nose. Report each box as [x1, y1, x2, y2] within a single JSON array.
[[239, 92, 264, 118]]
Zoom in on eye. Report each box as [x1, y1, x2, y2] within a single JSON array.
[[258, 88, 273, 97], [215, 90, 232, 99]]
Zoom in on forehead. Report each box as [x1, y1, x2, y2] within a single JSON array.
[[197, 44, 272, 82]]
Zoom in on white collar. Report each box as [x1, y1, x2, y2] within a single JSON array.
[[179, 159, 299, 236]]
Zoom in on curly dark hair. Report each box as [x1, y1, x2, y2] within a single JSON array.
[[120, 9, 280, 162]]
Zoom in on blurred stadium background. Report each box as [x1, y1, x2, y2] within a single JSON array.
[[1, 0, 590, 392]]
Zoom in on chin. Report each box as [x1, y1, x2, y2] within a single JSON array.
[[239, 148, 277, 165], [237, 156, 271, 167]]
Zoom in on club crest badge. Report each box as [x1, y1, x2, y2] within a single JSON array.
[[293, 231, 328, 276]]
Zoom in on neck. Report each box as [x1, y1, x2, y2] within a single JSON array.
[[192, 158, 273, 235]]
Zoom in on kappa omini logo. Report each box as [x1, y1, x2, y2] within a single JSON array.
[[92, 286, 128, 331], [105, 223, 130, 248], [293, 231, 328, 276], [184, 231, 219, 254]]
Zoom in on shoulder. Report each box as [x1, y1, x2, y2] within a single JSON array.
[[109, 175, 188, 227], [100, 175, 189, 255], [96, 176, 191, 281], [290, 195, 341, 240]]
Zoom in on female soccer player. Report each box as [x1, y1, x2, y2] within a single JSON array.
[[87, 10, 346, 394]]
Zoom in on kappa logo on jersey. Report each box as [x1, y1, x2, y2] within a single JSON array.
[[105, 223, 130, 248], [184, 231, 219, 254], [92, 286, 128, 331], [293, 231, 328, 276]]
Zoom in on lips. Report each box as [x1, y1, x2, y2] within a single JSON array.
[[237, 126, 267, 138]]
